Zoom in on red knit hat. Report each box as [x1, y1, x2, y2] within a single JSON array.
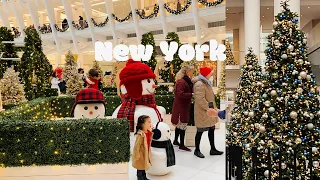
[[200, 67, 212, 77], [119, 59, 156, 100]]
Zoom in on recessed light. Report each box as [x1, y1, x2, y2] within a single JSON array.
[[262, 16, 265, 18], [227, 9, 228, 11], [308, 7, 310, 8], [267, 7, 269, 10]]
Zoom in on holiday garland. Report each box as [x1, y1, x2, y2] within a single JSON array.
[[136, 5, 159, 19], [71, 20, 89, 30], [112, 12, 133, 23], [164, 0, 192, 15], [54, 24, 69, 32], [91, 17, 109, 27], [197, 0, 224, 7], [38, 25, 52, 34]]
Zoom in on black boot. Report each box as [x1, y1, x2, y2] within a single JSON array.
[[137, 170, 145, 180], [173, 127, 180, 146], [208, 127, 223, 155], [194, 131, 205, 158], [179, 130, 191, 151]]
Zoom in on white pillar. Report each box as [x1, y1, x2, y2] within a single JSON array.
[[191, 0, 201, 45], [104, 0, 118, 45], [244, 0, 260, 60], [55, 53, 61, 68], [129, 0, 142, 43], [158, 0, 168, 39], [0, 6, 10, 28], [239, 13, 245, 65], [8, 2, 25, 37], [274, 0, 300, 28], [26, 0, 40, 32]]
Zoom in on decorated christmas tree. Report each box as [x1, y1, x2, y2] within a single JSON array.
[[251, 1, 320, 178], [92, 60, 103, 76], [226, 48, 264, 178], [167, 32, 183, 76], [141, 32, 157, 72], [217, 61, 226, 100], [225, 41, 236, 65], [63, 51, 83, 95], [0, 67, 26, 105], [20, 27, 52, 98], [0, 27, 19, 79]]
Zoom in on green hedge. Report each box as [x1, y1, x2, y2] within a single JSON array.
[[45, 88, 59, 97], [0, 94, 174, 120], [0, 118, 130, 167]]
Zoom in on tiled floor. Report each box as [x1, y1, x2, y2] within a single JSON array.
[[129, 122, 226, 180]]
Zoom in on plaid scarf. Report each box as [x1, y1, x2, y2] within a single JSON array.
[[151, 140, 176, 167], [117, 94, 163, 132]]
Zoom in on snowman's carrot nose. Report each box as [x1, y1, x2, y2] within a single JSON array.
[[152, 84, 158, 88], [89, 111, 93, 115]]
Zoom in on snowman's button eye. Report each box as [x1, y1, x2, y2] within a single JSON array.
[[84, 106, 88, 110], [95, 106, 99, 110], [167, 130, 170, 132], [147, 79, 151, 83]]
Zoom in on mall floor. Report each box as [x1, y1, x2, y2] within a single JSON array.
[[129, 122, 226, 180]]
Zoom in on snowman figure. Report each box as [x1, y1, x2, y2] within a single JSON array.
[[71, 88, 106, 119], [112, 59, 166, 132], [148, 122, 175, 176]]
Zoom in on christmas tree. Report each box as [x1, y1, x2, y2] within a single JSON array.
[[167, 32, 183, 76], [0, 67, 26, 105], [141, 32, 157, 72], [217, 61, 226, 100], [20, 27, 52, 98], [226, 48, 264, 178], [252, 1, 320, 178], [63, 51, 83, 95], [0, 27, 19, 79], [92, 60, 103, 76], [225, 41, 236, 65]]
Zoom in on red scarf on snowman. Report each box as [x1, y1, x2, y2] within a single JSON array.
[[116, 59, 163, 132]]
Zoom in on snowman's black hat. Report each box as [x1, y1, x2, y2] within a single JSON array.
[[71, 88, 106, 117]]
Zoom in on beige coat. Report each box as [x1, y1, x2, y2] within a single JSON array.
[[132, 130, 152, 170], [193, 77, 218, 128]]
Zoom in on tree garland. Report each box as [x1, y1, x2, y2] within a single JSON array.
[[141, 32, 157, 71], [197, 0, 224, 7], [112, 12, 133, 22], [164, 0, 192, 15], [91, 17, 109, 27], [71, 20, 89, 30], [54, 24, 69, 32], [38, 25, 52, 34], [136, 5, 159, 19]]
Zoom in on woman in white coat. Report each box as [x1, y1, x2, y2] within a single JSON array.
[[51, 72, 61, 95]]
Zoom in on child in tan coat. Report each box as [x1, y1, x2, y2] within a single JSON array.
[[132, 115, 153, 180]]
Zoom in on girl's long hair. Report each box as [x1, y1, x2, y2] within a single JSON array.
[[175, 65, 194, 81], [134, 115, 150, 135]]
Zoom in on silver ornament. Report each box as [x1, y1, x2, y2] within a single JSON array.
[[299, 71, 307, 79], [306, 75, 312, 80], [307, 123, 314, 130], [273, 21, 278, 27], [269, 107, 275, 113], [281, 163, 287, 169], [313, 161, 319, 168], [303, 39, 307, 44], [271, 118, 277, 123], [298, 59, 303, 64], [281, 54, 288, 59], [244, 111, 249, 116], [297, 88, 303, 94], [290, 111, 298, 119], [233, 132, 238, 137], [259, 125, 266, 133], [296, 138, 302, 144], [264, 170, 269, 177], [263, 94, 267, 98], [312, 147, 318, 153], [271, 90, 277, 96], [249, 112, 254, 117], [288, 44, 294, 51], [262, 113, 268, 119], [310, 113, 314, 119]]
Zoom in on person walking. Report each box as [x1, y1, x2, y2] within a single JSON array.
[[193, 67, 223, 158], [171, 65, 194, 152]]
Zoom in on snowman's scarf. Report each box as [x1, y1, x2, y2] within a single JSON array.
[[151, 140, 176, 167], [117, 94, 163, 132]]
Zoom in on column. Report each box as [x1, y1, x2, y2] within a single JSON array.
[[233, 29, 240, 65], [158, 0, 168, 39], [244, 0, 260, 60], [129, 0, 142, 42], [104, 0, 118, 45], [191, 0, 201, 45], [239, 12, 245, 65], [55, 53, 61, 68], [274, 0, 300, 28], [27, 0, 40, 31]]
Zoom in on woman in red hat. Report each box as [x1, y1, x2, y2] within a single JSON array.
[[171, 65, 194, 152], [192, 67, 223, 158]]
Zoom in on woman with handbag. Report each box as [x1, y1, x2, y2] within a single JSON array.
[[193, 67, 223, 158], [171, 65, 194, 152]]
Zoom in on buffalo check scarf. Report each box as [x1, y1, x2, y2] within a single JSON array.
[[117, 94, 163, 132]]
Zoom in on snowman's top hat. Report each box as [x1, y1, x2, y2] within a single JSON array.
[[119, 59, 156, 100], [70, 88, 106, 117]]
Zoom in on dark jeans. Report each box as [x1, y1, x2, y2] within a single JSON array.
[[137, 170, 145, 176]]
